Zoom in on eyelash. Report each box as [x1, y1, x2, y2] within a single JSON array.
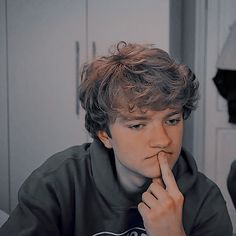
[[128, 124, 146, 130], [127, 117, 182, 130], [166, 117, 182, 126]]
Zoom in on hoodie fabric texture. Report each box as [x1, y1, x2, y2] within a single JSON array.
[[0, 140, 233, 236]]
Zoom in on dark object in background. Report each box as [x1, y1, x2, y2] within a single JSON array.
[[213, 21, 236, 124], [213, 69, 236, 124], [227, 160, 236, 209]]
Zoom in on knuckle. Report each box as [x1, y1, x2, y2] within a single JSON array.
[[149, 182, 156, 191], [138, 202, 143, 210], [176, 192, 184, 204], [163, 193, 184, 210], [138, 202, 146, 214], [142, 191, 149, 201]]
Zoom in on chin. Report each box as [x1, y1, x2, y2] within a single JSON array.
[[151, 174, 162, 180], [145, 170, 162, 180]]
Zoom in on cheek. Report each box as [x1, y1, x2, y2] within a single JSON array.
[[169, 128, 183, 167], [111, 140, 142, 165], [174, 125, 184, 145], [173, 132, 183, 157], [111, 132, 142, 151], [110, 139, 131, 158]]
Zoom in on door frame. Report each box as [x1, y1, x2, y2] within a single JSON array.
[[193, 0, 207, 173], [0, 0, 10, 213]]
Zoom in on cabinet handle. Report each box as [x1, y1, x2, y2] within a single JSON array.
[[76, 41, 80, 115], [92, 41, 96, 59]]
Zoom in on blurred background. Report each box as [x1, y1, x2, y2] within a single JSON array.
[[0, 0, 236, 232]]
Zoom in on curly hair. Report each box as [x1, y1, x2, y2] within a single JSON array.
[[79, 41, 199, 139]]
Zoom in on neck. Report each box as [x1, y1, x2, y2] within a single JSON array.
[[114, 158, 150, 195]]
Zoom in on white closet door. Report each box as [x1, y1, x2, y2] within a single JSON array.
[[7, 0, 87, 210], [87, 0, 170, 60]]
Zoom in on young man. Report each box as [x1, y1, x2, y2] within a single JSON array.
[[0, 42, 233, 235]]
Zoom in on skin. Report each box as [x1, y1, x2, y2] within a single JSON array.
[[138, 152, 186, 236], [98, 108, 186, 236]]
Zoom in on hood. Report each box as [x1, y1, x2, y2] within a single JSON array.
[[173, 148, 198, 194]]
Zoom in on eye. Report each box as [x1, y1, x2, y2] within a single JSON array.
[[166, 117, 182, 126], [128, 124, 146, 130]]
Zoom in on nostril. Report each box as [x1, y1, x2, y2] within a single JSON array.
[[149, 132, 171, 148]]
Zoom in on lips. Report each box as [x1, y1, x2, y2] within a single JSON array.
[[145, 154, 158, 159], [145, 151, 172, 159], [158, 151, 172, 157]]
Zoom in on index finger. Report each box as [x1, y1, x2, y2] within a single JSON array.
[[158, 152, 179, 192]]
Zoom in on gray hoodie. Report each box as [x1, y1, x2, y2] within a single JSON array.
[[0, 140, 233, 235]]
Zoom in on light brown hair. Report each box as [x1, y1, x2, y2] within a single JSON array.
[[79, 41, 199, 139]]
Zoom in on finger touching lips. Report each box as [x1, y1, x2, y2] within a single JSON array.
[[158, 151, 177, 190], [158, 151, 171, 158]]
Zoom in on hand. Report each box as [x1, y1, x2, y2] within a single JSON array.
[[138, 152, 186, 236]]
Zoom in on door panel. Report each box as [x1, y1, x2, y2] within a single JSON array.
[[87, 0, 169, 59], [7, 0, 87, 210]]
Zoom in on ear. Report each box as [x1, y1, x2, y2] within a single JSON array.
[[97, 130, 113, 149]]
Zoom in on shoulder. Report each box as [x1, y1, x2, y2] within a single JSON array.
[[179, 148, 222, 197], [196, 172, 220, 192], [36, 143, 92, 176], [184, 167, 226, 210], [20, 143, 92, 194], [179, 150, 233, 235], [183, 169, 225, 211], [186, 172, 232, 235]]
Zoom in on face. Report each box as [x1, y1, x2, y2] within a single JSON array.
[[98, 108, 183, 191]]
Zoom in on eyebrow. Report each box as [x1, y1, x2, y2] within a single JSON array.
[[118, 109, 183, 123], [118, 115, 152, 122], [165, 109, 183, 118]]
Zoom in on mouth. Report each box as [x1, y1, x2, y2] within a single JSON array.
[[145, 151, 172, 159], [145, 153, 158, 159]]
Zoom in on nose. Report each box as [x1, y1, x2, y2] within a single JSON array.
[[148, 123, 171, 148]]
